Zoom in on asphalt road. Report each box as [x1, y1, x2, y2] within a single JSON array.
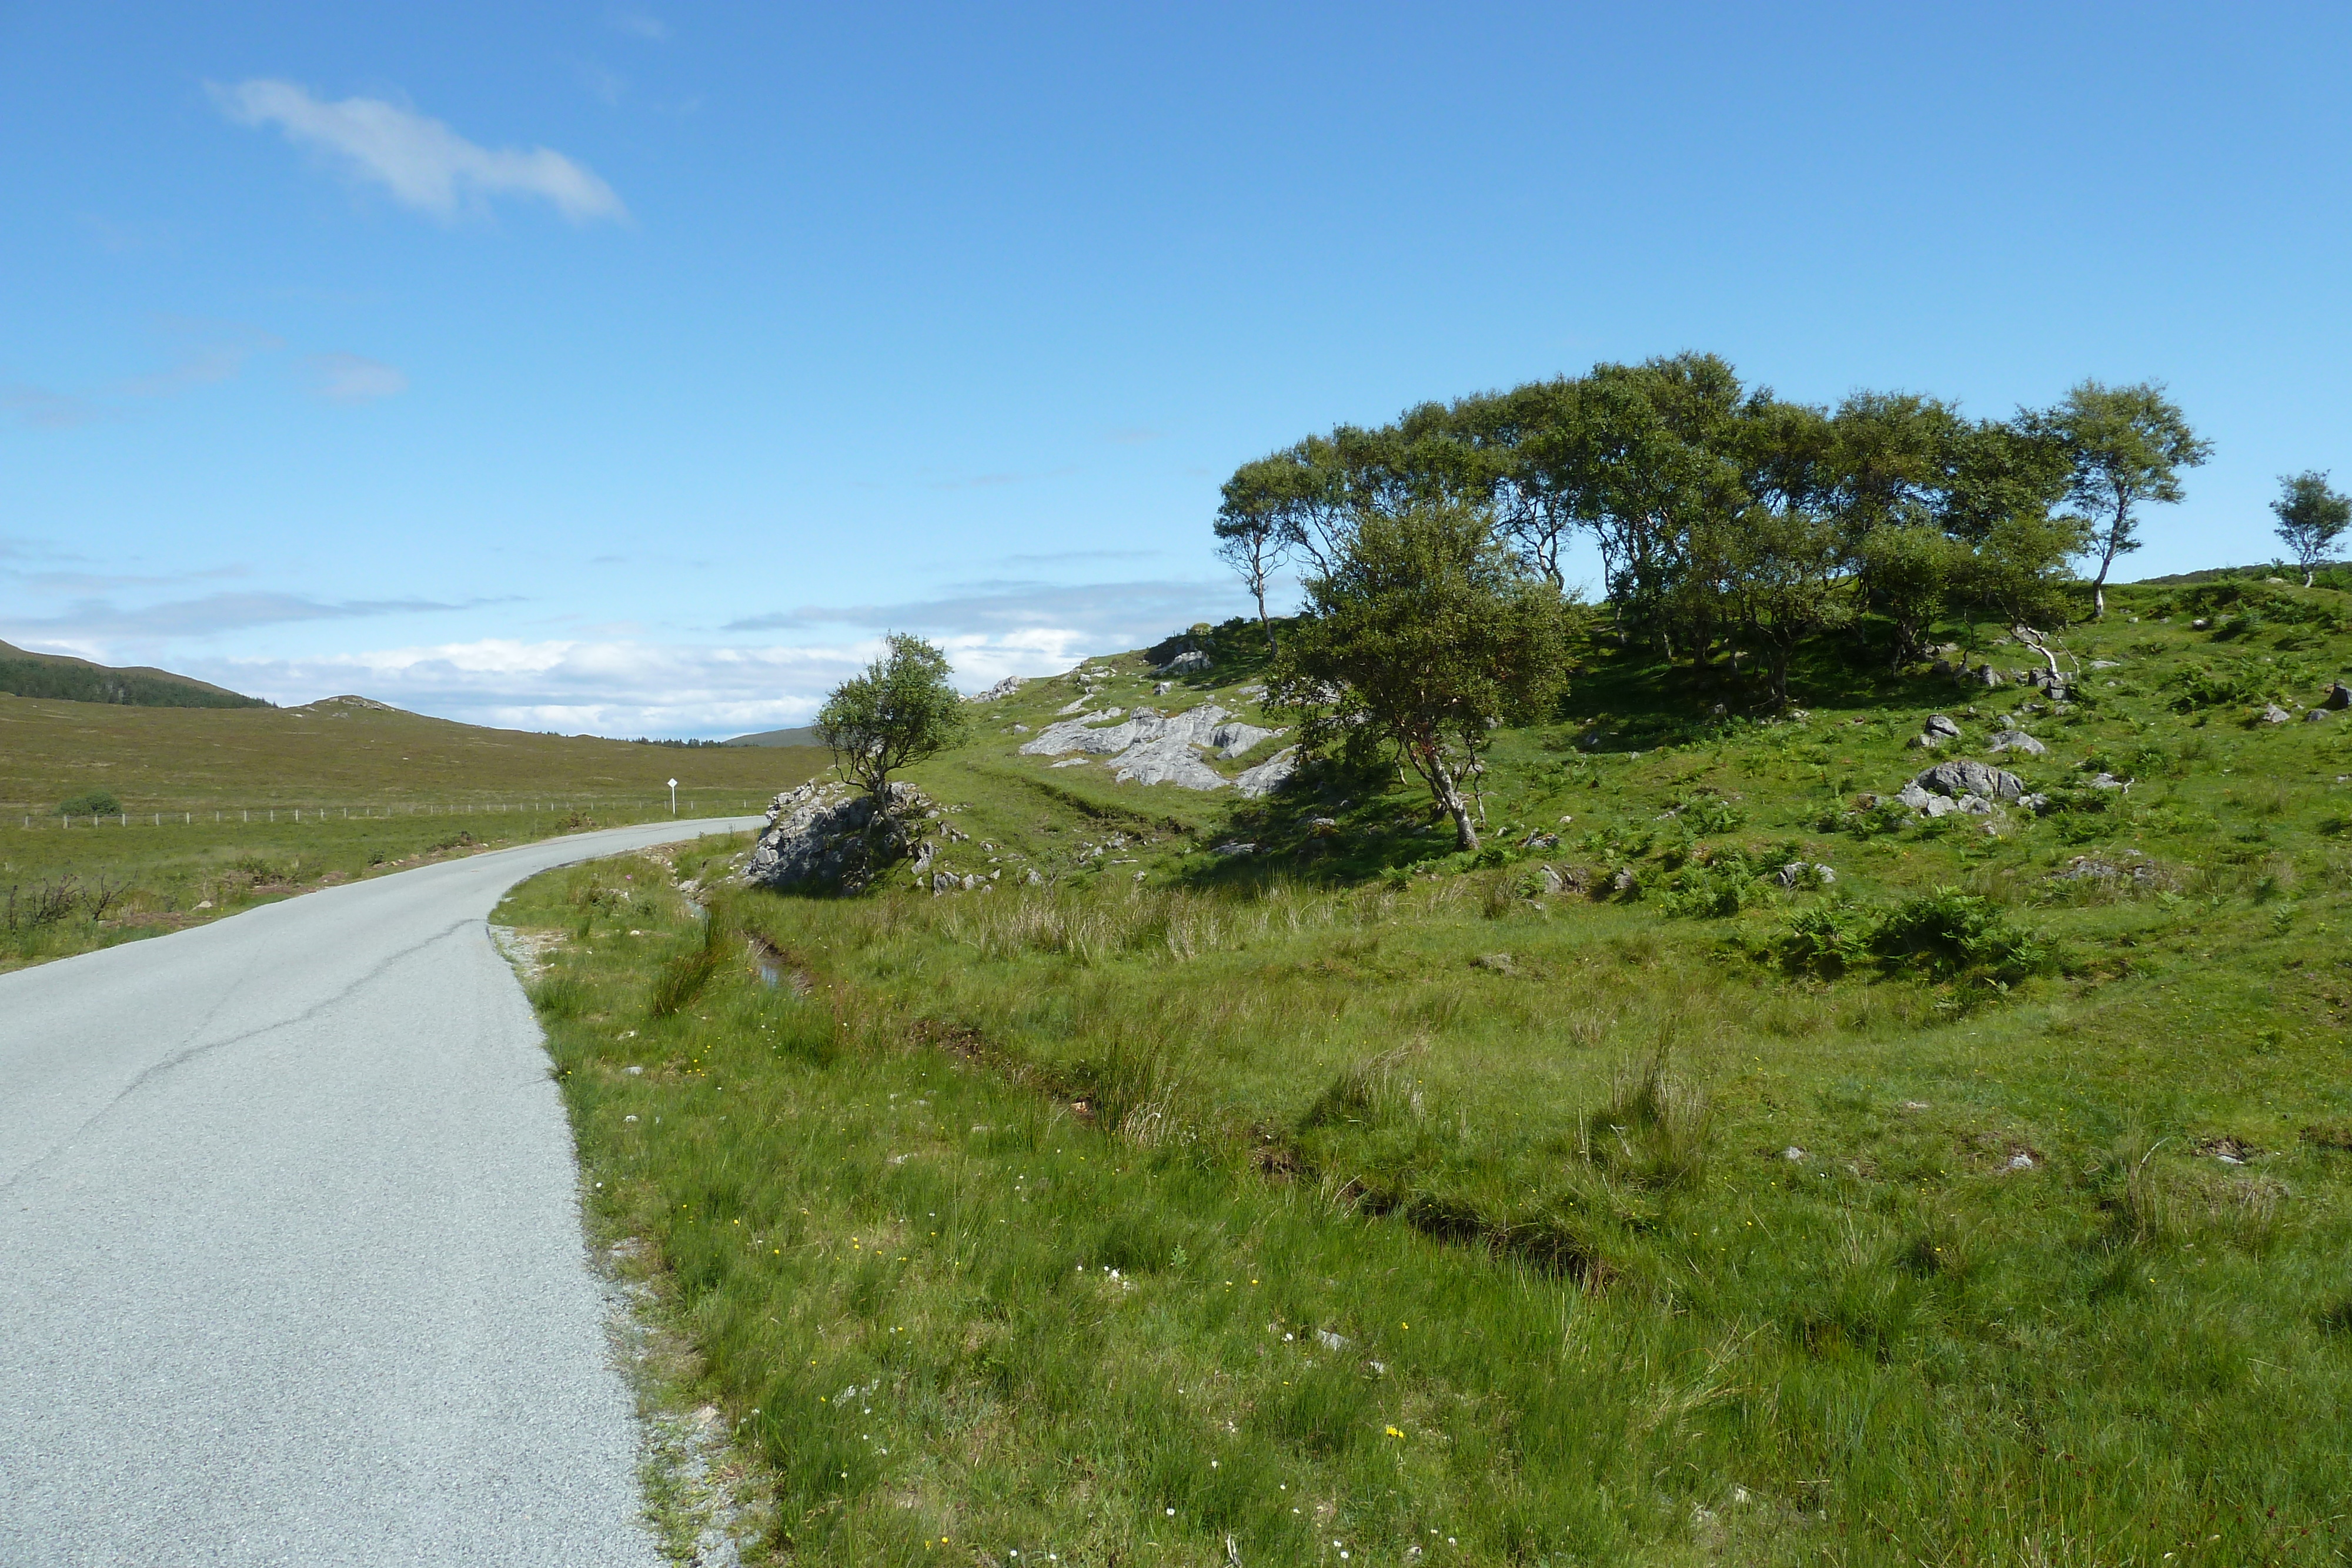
[[0, 818, 764, 1567]]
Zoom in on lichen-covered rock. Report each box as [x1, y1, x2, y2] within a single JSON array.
[[1020, 703, 1290, 793], [1988, 728, 2047, 757], [1234, 745, 1299, 798], [743, 780, 930, 894], [1913, 758, 2029, 803]]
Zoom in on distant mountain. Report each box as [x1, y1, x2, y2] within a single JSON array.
[[724, 726, 823, 748], [0, 641, 270, 709]]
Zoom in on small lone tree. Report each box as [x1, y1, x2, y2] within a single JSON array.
[[814, 632, 967, 798], [1272, 501, 1571, 852], [1212, 471, 1292, 652], [2033, 380, 2211, 619], [2272, 470, 2351, 587]]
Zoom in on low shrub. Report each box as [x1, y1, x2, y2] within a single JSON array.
[[57, 790, 122, 817], [1870, 887, 2049, 982]]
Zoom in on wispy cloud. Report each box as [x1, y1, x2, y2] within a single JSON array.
[[0, 590, 490, 643], [2, 563, 249, 595], [925, 465, 1081, 492], [1, 385, 105, 430], [997, 548, 1161, 567], [117, 319, 283, 398], [305, 352, 409, 403], [724, 576, 1245, 647], [607, 7, 669, 39], [209, 80, 629, 224], [575, 60, 629, 106]]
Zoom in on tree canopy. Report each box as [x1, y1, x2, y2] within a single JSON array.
[[1213, 353, 2105, 686], [2029, 380, 2211, 618], [814, 633, 967, 799], [1271, 502, 1572, 851], [2272, 471, 2351, 587]]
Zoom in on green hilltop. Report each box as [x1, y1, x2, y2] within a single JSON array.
[[0, 638, 272, 709]]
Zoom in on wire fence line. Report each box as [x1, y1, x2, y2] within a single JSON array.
[[12, 798, 773, 830]]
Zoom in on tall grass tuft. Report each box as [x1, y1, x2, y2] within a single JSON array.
[[649, 912, 729, 1018], [1590, 1048, 1714, 1189]]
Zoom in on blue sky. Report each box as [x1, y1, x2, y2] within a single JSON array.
[[3, 3, 2347, 736]]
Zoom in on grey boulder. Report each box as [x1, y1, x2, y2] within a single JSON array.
[[745, 780, 930, 894], [1913, 757, 2029, 803], [1988, 728, 2047, 757]]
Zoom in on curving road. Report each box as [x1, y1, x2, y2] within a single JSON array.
[[0, 818, 763, 1567]]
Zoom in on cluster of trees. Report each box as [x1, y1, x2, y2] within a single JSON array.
[[1218, 355, 2213, 703]]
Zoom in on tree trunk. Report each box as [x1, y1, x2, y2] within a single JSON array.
[[1425, 750, 1481, 852], [1254, 578, 1276, 653]]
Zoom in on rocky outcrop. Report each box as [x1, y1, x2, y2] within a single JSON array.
[[965, 676, 1024, 703], [743, 780, 930, 894], [1020, 703, 1287, 793], [1896, 757, 2030, 818], [1234, 745, 1299, 798]]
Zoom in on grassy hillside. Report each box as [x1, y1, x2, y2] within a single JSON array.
[[0, 637, 270, 708], [496, 576, 2352, 1565], [1, 694, 823, 972]]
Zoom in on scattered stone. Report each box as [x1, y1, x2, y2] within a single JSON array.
[[1775, 861, 1836, 888], [2006, 1152, 2037, 1171], [1023, 868, 1044, 886], [1153, 681, 1173, 696], [1924, 714, 1962, 739], [1315, 1329, 1352, 1351], [2308, 708, 2333, 723], [1975, 664, 2004, 687], [2089, 658, 2122, 670], [965, 676, 1024, 703], [1521, 829, 1559, 850], [1472, 952, 1516, 975], [2053, 851, 2172, 888], [1211, 840, 1259, 857], [2191, 617, 2213, 630], [1782, 1147, 1807, 1162], [1160, 648, 1212, 676], [1539, 864, 1589, 897], [2260, 704, 2292, 725], [1609, 866, 1639, 897], [1988, 728, 2047, 757]]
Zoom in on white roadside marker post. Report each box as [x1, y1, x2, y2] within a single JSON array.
[[668, 778, 678, 816]]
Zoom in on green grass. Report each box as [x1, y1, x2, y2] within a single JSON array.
[[495, 579, 2352, 1564], [0, 691, 823, 970]]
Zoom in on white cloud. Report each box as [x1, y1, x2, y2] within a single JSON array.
[[306, 352, 409, 403], [209, 80, 628, 224], [179, 625, 1143, 739]]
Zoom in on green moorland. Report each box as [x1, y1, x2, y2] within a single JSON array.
[[498, 572, 2352, 1567], [0, 691, 820, 971]]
